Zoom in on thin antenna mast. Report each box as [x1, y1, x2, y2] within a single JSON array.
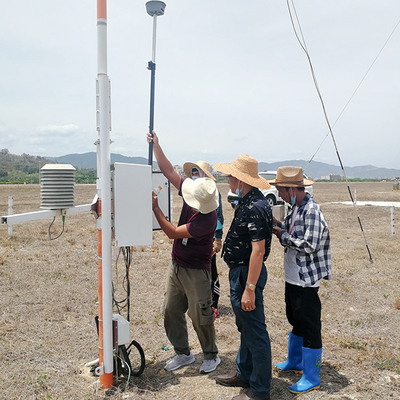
[[146, 1, 166, 167]]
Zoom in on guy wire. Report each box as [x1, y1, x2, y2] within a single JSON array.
[[306, 18, 400, 169], [287, 0, 373, 263]]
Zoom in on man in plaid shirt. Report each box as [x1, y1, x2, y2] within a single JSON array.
[[269, 166, 331, 395]]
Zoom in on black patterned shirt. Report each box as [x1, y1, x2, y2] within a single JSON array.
[[222, 188, 273, 267]]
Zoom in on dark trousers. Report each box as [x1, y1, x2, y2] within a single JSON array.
[[285, 282, 322, 349], [163, 260, 218, 359], [211, 253, 220, 309], [229, 264, 272, 397]]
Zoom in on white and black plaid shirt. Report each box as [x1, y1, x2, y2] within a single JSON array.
[[278, 194, 331, 286]]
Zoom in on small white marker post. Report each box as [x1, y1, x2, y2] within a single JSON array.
[[8, 196, 13, 236], [391, 205, 395, 236]]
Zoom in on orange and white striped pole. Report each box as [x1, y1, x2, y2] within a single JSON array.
[[96, 0, 113, 389]]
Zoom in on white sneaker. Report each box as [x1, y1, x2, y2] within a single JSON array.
[[164, 352, 195, 371], [199, 355, 221, 374]]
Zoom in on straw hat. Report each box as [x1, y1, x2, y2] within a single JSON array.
[[183, 161, 216, 181], [181, 177, 219, 214], [213, 154, 271, 190], [268, 166, 314, 187]]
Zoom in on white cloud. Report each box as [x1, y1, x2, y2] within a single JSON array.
[[0, 1, 399, 168], [35, 124, 80, 136]]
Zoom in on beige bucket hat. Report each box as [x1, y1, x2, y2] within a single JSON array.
[[183, 161, 216, 181], [181, 177, 219, 214], [213, 154, 271, 190], [268, 166, 314, 187]]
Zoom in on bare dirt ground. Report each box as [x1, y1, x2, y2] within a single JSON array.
[[1, 181, 399, 400]]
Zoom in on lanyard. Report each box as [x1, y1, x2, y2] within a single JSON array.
[[188, 211, 199, 223], [182, 211, 199, 246]]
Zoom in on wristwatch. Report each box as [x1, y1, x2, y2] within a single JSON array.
[[246, 283, 256, 291]]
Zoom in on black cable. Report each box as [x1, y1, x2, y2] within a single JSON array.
[[48, 216, 65, 240], [122, 246, 131, 322], [112, 246, 132, 320], [286, 0, 373, 263]]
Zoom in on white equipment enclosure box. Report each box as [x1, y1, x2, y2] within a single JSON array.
[[112, 163, 170, 247], [112, 314, 130, 346], [112, 163, 152, 246]]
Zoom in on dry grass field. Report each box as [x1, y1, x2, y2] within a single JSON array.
[[1, 181, 399, 400]]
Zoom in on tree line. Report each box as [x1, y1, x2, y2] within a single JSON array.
[[0, 149, 384, 184], [0, 149, 97, 184]]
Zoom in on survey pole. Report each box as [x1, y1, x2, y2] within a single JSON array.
[[146, 1, 166, 167], [96, 0, 113, 388]]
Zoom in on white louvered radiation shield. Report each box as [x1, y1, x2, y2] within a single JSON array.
[[40, 164, 75, 210]]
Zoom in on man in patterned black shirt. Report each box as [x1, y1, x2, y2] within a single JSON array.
[[269, 166, 331, 394], [213, 154, 273, 400]]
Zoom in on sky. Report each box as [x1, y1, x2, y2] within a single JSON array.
[[0, 1, 399, 170]]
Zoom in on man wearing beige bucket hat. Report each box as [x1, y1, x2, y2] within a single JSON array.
[[269, 166, 331, 394], [213, 154, 273, 400], [183, 161, 224, 319], [147, 131, 221, 374]]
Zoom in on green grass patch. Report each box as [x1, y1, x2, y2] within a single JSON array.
[[373, 356, 400, 374]]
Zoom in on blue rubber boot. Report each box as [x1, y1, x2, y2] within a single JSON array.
[[275, 332, 303, 373], [289, 347, 322, 393]]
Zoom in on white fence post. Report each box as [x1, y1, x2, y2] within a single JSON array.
[[391, 206, 395, 236], [8, 196, 13, 236]]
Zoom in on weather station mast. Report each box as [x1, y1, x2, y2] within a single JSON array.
[[95, 0, 114, 388], [1, 0, 170, 391], [95, 0, 169, 388]]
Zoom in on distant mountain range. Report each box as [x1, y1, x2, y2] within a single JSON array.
[[47, 152, 400, 180], [257, 160, 400, 180], [48, 152, 152, 169]]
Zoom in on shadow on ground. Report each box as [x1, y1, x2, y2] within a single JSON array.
[[273, 363, 349, 397], [106, 351, 349, 399]]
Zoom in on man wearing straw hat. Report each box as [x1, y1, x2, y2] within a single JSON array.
[[269, 166, 331, 394], [147, 131, 221, 374], [213, 155, 273, 400], [183, 161, 224, 319]]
